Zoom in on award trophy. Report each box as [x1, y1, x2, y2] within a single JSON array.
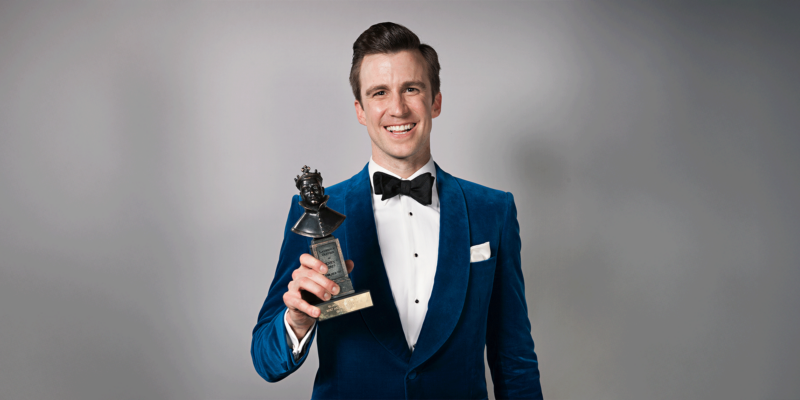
[[291, 166, 373, 321]]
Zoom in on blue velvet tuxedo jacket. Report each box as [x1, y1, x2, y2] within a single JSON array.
[[252, 163, 542, 399]]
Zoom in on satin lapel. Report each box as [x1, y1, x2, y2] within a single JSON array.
[[345, 164, 412, 363], [410, 164, 470, 369]]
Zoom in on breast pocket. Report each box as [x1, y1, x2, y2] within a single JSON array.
[[470, 256, 497, 279], [468, 256, 497, 316], [471, 255, 495, 265]]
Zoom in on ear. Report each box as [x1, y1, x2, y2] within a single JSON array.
[[355, 100, 367, 126], [431, 92, 442, 119]]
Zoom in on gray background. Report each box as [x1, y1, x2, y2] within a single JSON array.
[[1, 1, 798, 399]]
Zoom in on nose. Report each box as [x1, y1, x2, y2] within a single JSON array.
[[388, 91, 409, 117]]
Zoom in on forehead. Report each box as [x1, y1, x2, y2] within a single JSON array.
[[301, 180, 320, 187], [360, 50, 428, 89]]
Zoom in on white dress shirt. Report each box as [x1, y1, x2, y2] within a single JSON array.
[[369, 157, 440, 351], [286, 157, 440, 355]]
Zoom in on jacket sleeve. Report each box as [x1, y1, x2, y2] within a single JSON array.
[[251, 195, 317, 382], [485, 192, 543, 399]]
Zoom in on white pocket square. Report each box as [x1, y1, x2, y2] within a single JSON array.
[[470, 242, 491, 262]]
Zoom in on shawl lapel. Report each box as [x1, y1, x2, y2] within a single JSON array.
[[344, 164, 412, 363], [409, 163, 470, 369]]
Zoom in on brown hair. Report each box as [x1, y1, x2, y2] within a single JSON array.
[[350, 22, 441, 104]]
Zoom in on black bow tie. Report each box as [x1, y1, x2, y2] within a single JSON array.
[[373, 171, 435, 206]]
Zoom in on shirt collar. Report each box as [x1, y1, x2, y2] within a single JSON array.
[[368, 156, 439, 211]]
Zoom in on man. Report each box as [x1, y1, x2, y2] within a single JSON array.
[[252, 22, 543, 399]]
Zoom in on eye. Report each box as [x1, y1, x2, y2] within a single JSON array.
[[373, 90, 386, 97], [406, 87, 418, 93]]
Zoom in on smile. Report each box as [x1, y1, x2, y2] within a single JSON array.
[[384, 123, 416, 134]]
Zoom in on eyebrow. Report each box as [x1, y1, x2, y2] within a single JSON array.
[[365, 81, 428, 96], [403, 81, 427, 90], [364, 84, 389, 96]]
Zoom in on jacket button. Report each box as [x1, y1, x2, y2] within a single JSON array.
[[408, 370, 417, 380]]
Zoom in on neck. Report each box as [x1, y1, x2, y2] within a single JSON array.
[[371, 148, 431, 179]]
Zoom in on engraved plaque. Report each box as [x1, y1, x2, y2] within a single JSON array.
[[318, 291, 374, 321], [311, 237, 347, 288], [308, 236, 354, 300]]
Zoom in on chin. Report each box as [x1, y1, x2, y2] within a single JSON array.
[[390, 144, 425, 159]]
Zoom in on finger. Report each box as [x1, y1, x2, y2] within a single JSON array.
[[289, 268, 340, 300], [286, 294, 320, 319], [284, 290, 320, 318], [283, 291, 301, 312], [297, 276, 336, 301], [345, 259, 354, 274], [299, 253, 328, 274], [287, 280, 304, 294], [297, 268, 340, 296]]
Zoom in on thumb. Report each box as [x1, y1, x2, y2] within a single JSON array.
[[345, 260, 355, 274]]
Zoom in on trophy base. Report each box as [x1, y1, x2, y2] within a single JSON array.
[[316, 290, 373, 321]]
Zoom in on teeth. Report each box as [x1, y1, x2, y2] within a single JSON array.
[[386, 123, 415, 132]]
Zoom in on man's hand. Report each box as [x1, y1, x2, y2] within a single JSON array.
[[283, 253, 355, 339]]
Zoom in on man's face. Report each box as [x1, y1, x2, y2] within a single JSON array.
[[300, 180, 323, 205], [355, 50, 442, 166]]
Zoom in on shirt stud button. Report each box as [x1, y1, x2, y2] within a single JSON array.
[[414, 253, 418, 257], [409, 212, 413, 216], [415, 299, 419, 303]]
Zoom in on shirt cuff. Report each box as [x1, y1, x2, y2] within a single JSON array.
[[284, 309, 315, 359]]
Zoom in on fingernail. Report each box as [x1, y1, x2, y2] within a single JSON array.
[[332, 285, 339, 294], [324, 293, 331, 300], [320, 265, 327, 274]]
